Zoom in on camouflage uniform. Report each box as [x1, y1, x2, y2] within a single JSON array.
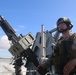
[[44, 33, 76, 75]]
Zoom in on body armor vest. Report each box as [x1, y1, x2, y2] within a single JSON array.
[[53, 33, 76, 74]]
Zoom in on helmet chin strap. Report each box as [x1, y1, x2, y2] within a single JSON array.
[[57, 24, 73, 33], [57, 27, 69, 33]]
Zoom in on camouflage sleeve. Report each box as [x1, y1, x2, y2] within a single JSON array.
[[71, 38, 76, 60], [72, 39, 76, 50]]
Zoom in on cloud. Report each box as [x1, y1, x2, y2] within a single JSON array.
[[0, 35, 11, 50], [19, 25, 25, 28]]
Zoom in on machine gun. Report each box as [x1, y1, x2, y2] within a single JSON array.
[[0, 16, 35, 57], [0, 16, 60, 75], [0, 16, 50, 75]]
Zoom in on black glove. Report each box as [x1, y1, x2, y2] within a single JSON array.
[[37, 65, 48, 75]]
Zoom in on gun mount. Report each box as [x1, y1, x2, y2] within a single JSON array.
[[0, 15, 60, 75]]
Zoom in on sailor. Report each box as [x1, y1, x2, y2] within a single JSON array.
[[37, 17, 76, 75]]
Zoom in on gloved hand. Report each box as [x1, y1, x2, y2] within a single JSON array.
[[37, 64, 48, 75]]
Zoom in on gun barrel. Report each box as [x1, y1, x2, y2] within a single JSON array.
[[0, 16, 19, 43]]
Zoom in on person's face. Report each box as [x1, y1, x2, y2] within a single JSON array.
[[57, 23, 68, 31]]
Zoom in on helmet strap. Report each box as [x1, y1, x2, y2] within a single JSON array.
[[57, 27, 68, 33], [57, 24, 73, 33]]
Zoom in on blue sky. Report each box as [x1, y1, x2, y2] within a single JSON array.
[[0, 0, 76, 57]]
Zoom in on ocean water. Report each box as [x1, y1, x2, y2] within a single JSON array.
[[0, 58, 54, 75], [0, 58, 26, 75]]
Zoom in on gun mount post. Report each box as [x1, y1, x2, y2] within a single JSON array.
[[41, 25, 46, 58]]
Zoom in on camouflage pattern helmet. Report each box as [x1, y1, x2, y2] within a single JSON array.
[[57, 17, 73, 26], [57, 17, 73, 32]]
